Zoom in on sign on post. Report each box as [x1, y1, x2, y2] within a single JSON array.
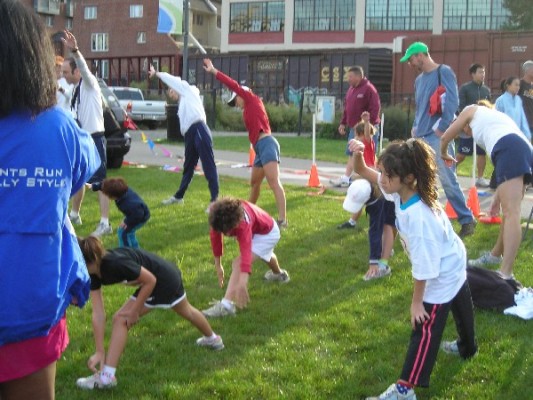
[[315, 96, 335, 124]]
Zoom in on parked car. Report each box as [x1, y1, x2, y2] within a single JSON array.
[[109, 86, 167, 129], [98, 79, 135, 169]]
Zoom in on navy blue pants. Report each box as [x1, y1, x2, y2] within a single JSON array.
[[400, 281, 477, 387], [175, 121, 219, 202], [366, 198, 395, 263]]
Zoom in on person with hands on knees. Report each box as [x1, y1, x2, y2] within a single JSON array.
[[76, 236, 223, 390], [440, 103, 533, 280], [90, 177, 150, 248], [203, 197, 289, 318], [203, 58, 287, 228], [349, 138, 477, 400]]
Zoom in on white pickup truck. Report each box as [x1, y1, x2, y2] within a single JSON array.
[[109, 86, 167, 129]]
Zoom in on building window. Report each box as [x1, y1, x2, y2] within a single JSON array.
[[443, 0, 510, 30], [45, 15, 54, 27], [137, 31, 146, 44], [366, 0, 432, 31], [66, 18, 73, 30], [91, 33, 109, 52], [193, 13, 204, 25], [84, 6, 97, 20], [130, 5, 143, 18], [97, 60, 109, 79], [230, 2, 285, 33], [294, 0, 355, 31]]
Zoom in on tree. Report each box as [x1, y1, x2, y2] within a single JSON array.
[[502, 0, 533, 30]]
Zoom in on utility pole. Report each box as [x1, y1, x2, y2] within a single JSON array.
[[182, 0, 189, 80]]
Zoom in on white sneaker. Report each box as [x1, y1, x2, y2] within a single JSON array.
[[366, 383, 417, 400], [70, 214, 82, 225], [468, 251, 502, 267], [162, 196, 184, 205], [475, 177, 490, 188], [264, 269, 290, 283], [202, 301, 236, 318], [76, 373, 117, 390], [91, 222, 112, 237], [329, 176, 350, 188], [196, 334, 225, 350]]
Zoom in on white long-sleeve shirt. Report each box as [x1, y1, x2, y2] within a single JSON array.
[[156, 72, 206, 134], [72, 51, 104, 134]]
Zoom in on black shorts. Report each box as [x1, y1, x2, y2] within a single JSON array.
[[131, 263, 186, 308], [87, 133, 107, 184]]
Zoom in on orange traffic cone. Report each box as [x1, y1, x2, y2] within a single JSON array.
[[248, 144, 256, 167], [445, 200, 457, 219], [467, 186, 480, 218], [307, 164, 321, 187]]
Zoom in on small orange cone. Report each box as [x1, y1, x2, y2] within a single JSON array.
[[445, 200, 457, 219], [248, 144, 256, 167], [307, 164, 321, 187], [467, 186, 480, 218]]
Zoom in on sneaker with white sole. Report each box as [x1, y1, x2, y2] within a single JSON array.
[[70, 214, 82, 225], [91, 222, 112, 237], [467, 251, 502, 267], [363, 263, 391, 281], [329, 176, 350, 188], [475, 177, 490, 188], [366, 383, 417, 400], [196, 334, 225, 350], [76, 373, 117, 390], [264, 269, 290, 283], [441, 340, 460, 356], [162, 196, 184, 205], [337, 221, 356, 229], [202, 301, 236, 318]]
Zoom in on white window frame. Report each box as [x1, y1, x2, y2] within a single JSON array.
[[137, 31, 146, 44], [99, 60, 109, 79], [84, 6, 97, 20], [130, 5, 143, 18], [91, 33, 109, 52], [65, 18, 73, 30], [45, 15, 54, 27]]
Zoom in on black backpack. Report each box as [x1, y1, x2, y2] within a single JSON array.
[[467, 266, 523, 311]]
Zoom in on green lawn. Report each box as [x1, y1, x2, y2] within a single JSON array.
[[211, 135, 494, 179], [58, 166, 531, 399]]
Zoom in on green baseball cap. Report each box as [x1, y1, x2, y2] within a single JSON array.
[[400, 42, 429, 63]]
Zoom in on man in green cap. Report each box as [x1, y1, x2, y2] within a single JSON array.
[[400, 41, 476, 239]]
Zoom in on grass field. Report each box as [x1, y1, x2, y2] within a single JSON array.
[[210, 135, 495, 179], [57, 166, 531, 399]]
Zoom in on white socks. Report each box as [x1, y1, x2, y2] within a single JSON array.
[[100, 365, 116, 384], [221, 298, 234, 310], [100, 218, 110, 226]]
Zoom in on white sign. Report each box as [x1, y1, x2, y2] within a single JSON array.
[[315, 96, 335, 124]]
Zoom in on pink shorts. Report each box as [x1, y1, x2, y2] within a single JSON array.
[[0, 317, 69, 383]]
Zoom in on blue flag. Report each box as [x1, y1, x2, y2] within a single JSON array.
[[158, 0, 183, 34]]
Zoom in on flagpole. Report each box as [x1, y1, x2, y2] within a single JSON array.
[[182, 0, 189, 80]]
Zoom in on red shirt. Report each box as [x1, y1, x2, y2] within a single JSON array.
[[216, 71, 271, 145], [340, 78, 381, 128], [210, 201, 274, 274], [362, 136, 376, 167]]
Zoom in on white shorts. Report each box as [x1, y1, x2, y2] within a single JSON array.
[[251, 219, 280, 262]]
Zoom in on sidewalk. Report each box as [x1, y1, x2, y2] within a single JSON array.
[[124, 129, 533, 220]]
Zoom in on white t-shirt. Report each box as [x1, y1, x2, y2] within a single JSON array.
[[72, 52, 104, 134], [56, 77, 73, 114], [468, 105, 533, 156], [379, 177, 466, 304]]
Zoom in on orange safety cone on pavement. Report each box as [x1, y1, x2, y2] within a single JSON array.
[[467, 186, 480, 218], [445, 200, 457, 219], [307, 163, 321, 187], [248, 144, 256, 167]]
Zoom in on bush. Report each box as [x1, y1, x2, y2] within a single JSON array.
[[382, 106, 414, 141]]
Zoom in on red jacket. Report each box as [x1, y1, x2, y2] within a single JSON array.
[[340, 78, 381, 128], [210, 201, 274, 273], [216, 71, 271, 145]]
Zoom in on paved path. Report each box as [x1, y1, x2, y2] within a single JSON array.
[[124, 129, 533, 221]]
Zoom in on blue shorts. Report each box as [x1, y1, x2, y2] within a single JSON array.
[[253, 135, 280, 167], [457, 137, 486, 156], [345, 129, 355, 156], [491, 134, 532, 187], [87, 133, 107, 184]]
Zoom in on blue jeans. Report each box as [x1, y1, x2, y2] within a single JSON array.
[[118, 222, 146, 248], [421, 133, 474, 225]]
